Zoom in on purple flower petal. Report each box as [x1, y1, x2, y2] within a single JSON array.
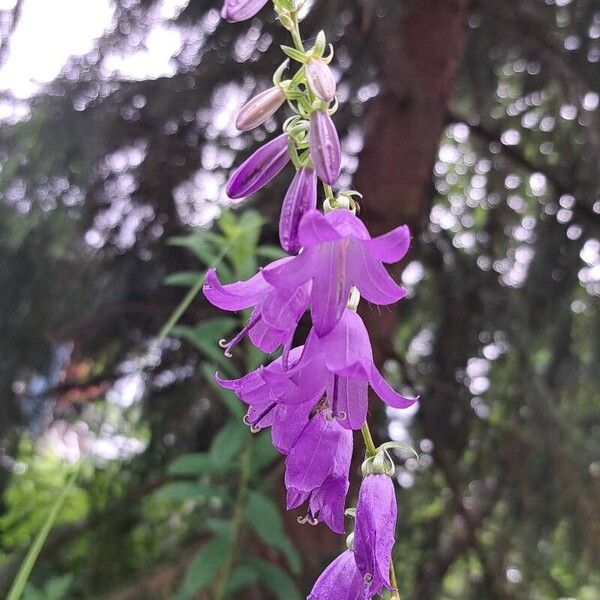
[[221, 0, 269, 22], [236, 86, 285, 131], [369, 364, 418, 409], [308, 550, 365, 600], [363, 224, 411, 263], [326, 374, 368, 430], [355, 474, 397, 597], [203, 268, 271, 311], [261, 246, 315, 290], [226, 133, 290, 199], [310, 110, 341, 185], [297, 208, 343, 247], [279, 167, 318, 254], [306, 58, 337, 103]]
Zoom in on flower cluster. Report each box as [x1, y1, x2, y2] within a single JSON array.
[[204, 2, 419, 597]]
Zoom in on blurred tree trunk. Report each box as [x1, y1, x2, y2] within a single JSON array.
[[356, 0, 470, 366]]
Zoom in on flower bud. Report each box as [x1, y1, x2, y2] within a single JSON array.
[[279, 167, 317, 254], [221, 0, 269, 23], [309, 110, 341, 185], [236, 86, 286, 131], [306, 58, 336, 102], [226, 133, 290, 199]]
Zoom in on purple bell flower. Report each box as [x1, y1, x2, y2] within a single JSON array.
[[354, 474, 398, 597], [306, 58, 337, 103], [202, 261, 309, 357], [262, 208, 410, 336], [226, 133, 290, 199], [217, 309, 417, 431], [308, 550, 365, 600], [279, 167, 317, 254], [236, 86, 286, 131], [221, 0, 269, 23], [310, 110, 341, 185]]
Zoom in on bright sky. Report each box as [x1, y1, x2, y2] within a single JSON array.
[[0, 0, 189, 98]]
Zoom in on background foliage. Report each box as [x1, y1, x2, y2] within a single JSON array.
[[1, 0, 599, 598]]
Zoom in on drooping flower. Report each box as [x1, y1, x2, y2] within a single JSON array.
[[202, 262, 309, 356], [263, 208, 410, 336], [221, 0, 269, 23], [226, 133, 290, 199], [306, 58, 337, 103], [309, 110, 341, 185], [279, 167, 317, 254], [236, 86, 286, 131], [308, 550, 365, 600], [217, 309, 417, 431], [354, 474, 397, 597]]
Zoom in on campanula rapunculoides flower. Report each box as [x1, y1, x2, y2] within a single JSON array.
[[203, 263, 309, 356], [218, 309, 417, 431], [308, 550, 365, 600], [221, 0, 269, 23], [226, 133, 290, 199], [279, 167, 317, 254], [306, 58, 337, 103], [236, 86, 286, 131], [355, 474, 398, 597], [309, 110, 341, 185], [285, 411, 352, 533], [262, 208, 410, 336]]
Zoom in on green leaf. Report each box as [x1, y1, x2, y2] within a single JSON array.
[[154, 481, 226, 502], [210, 420, 248, 470], [250, 431, 280, 474], [172, 318, 237, 376], [225, 565, 259, 594], [246, 492, 301, 574], [163, 271, 204, 288], [168, 453, 216, 477], [248, 558, 302, 600], [200, 362, 244, 417], [281, 45, 308, 63], [175, 535, 231, 600]]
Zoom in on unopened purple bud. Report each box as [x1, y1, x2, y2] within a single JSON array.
[[236, 86, 286, 131], [226, 134, 290, 199], [279, 167, 317, 254], [306, 58, 336, 102], [221, 0, 269, 22], [309, 110, 341, 185]]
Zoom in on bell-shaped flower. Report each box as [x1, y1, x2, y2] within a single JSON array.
[[262, 208, 410, 336], [309, 110, 341, 185], [226, 133, 290, 199], [308, 550, 366, 600], [279, 167, 317, 254], [218, 309, 417, 431], [221, 0, 269, 23], [306, 58, 337, 103], [236, 86, 286, 131], [354, 474, 398, 597], [203, 262, 309, 357]]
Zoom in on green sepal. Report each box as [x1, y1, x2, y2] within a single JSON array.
[[281, 45, 308, 63]]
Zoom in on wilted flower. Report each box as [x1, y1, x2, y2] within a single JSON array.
[[236, 86, 286, 131], [309, 110, 341, 185], [203, 264, 309, 356], [306, 58, 336, 103], [354, 474, 398, 597], [308, 550, 365, 600], [279, 167, 317, 254], [221, 0, 269, 23], [263, 208, 410, 336], [226, 133, 290, 199]]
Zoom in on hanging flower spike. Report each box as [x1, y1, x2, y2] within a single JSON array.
[[202, 263, 310, 356], [354, 472, 398, 597], [226, 133, 290, 199], [308, 550, 365, 600], [218, 309, 417, 431], [236, 86, 286, 131], [262, 208, 411, 336], [221, 0, 270, 23], [279, 167, 317, 254], [309, 110, 341, 185], [306, 58, 337, 103]]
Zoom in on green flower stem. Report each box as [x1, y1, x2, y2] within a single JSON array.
[[360, 422, 401, 600], [212, 435, 254, 600], [290, 5, 305, 53]]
